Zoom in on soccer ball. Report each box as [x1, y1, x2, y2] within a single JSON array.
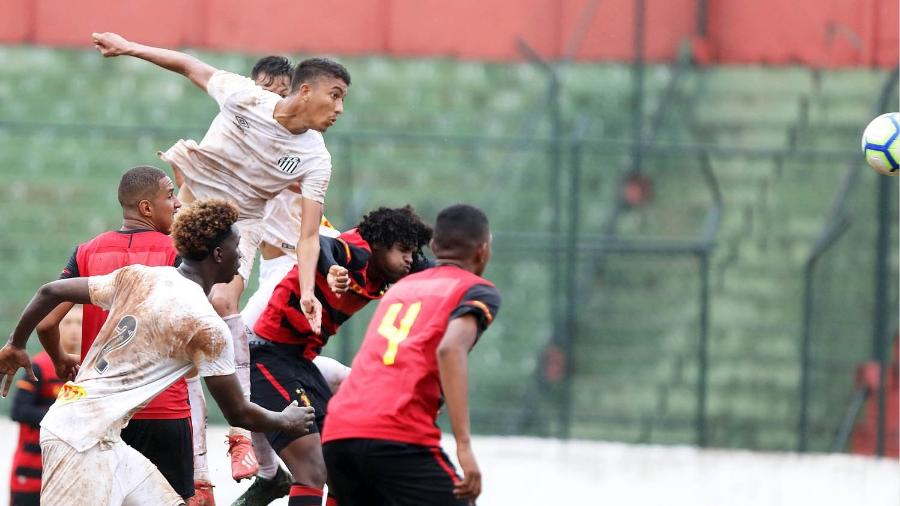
[[861, 113, 900, 176]]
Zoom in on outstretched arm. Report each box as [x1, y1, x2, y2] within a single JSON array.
[[204, 373, 315, 435], [92, 32, 217, 91], [0, 278, 91, 396], [437, 315, 482, 501]]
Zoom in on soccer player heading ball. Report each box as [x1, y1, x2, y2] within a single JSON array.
[[92, 31, 350, 480]]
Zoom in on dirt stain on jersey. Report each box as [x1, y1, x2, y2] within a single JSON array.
[[188, 325, 226, 362]]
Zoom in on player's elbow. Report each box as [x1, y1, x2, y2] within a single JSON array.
[[36, 282, 65, 306], [437, 340, 467, 360]]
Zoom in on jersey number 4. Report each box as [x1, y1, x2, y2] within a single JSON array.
[[377, 302, 421, 365]]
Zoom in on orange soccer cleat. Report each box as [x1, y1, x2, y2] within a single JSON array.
[[187, 480, 216, 506], [227, 434, 259, 481]]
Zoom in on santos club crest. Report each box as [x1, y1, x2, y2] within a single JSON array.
[[277, 154, 302, 174]]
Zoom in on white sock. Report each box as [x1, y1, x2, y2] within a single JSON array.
[[252, 431, 279, 480], [224, 314, 253, 440], [223, 314, 252, 398], [187, 375, 210, 482]]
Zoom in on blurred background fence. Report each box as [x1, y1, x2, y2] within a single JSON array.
[[0, 0, 897, 458]]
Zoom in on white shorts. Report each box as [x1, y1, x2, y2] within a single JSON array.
[[241, 254, 296, 330], [235, 218, 264, 282], [40, 432, 183, 506]]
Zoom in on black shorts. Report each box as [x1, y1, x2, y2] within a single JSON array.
[[10, 491, 40, 506], [120, 417, 194, 499], [322, 438, 468, 506], [250, 340, 332, 453]]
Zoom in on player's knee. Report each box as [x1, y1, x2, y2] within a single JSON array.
[[287, 455, 327, 487], [301, 464, 328, 488]]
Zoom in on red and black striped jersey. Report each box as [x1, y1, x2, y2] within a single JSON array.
[[9, 352, 65, 494], [59, 229, 187, 419], [322, 264, 501, 447], [253, 228, 431, 360]]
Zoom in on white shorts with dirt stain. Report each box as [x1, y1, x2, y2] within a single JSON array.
[[40, 432, 183, 506]]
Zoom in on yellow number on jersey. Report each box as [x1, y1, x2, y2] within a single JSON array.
[[377, 302, 422, 365]]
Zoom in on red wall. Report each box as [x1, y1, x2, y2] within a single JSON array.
[[0, 0, 895, 67]]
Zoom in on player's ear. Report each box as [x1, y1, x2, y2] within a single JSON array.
[[299, 82, 312, 101], [137, 199, 153, 217], [211, 245, 223, 263], [474, 241, 490, 266]]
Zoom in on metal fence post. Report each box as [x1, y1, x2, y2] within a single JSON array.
[[872, 173, 891, 456], [697, 251, 710, 447], [561, 117, 590, 440]]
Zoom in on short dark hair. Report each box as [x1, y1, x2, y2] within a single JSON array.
[[251, 56, 292, 85], [358, 205, 433, 255], [117, 166, 168, 208], [171, 199, 239, 261], [432, 204, 490, 251], [290, 57, 351, 92]]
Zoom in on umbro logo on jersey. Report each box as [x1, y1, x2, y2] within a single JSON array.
[[234, 115, 250, 130], [277, 155, 302, 174]]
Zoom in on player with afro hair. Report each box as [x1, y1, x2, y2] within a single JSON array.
[[238, 205, 434, 506]]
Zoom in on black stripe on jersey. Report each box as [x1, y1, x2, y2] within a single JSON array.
[[449, 283, 502, 337], [317, 236, 370, 283], [316, 285, 353, 328], [23, 443, 41, 454], [59, 247, 80, 279], [14, 466, 42, 479]]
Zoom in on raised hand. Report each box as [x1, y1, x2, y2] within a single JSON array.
[[91, 32, 133, 58]]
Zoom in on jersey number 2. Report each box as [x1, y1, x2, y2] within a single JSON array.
[[377, 302, 421, 365], [95, 315, 138, 374]]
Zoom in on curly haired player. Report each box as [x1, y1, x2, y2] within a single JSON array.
[[0, 199, 315, 506], [322, 204, 501, 506], [240, 206, 433, 506]]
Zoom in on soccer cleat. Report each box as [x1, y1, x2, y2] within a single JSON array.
[[227, 434, 259, 481], [188, 480, 216, 506], [229, 464, 293, 506]]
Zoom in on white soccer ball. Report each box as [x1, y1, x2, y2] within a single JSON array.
[[861, 112, 900, 176]]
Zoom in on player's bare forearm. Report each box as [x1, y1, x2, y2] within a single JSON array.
[[437, 315, 479, 446], [297, 236, 320, 296], [35, 302, 74, 364], [297, 198, 324, 331], [92, 32, 216, 90], [204, 373, 315, 434], [8, 280, 91, 349], [438, 315, 483, 499], [296, 198, 324, 296]]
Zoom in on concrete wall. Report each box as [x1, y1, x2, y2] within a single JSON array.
[[0, 0, 896, 67]]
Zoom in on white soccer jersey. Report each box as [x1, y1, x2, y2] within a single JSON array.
[[261, 189, 341, 254], [160, 70, 332, 219], [40, 265, 235, 452]]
